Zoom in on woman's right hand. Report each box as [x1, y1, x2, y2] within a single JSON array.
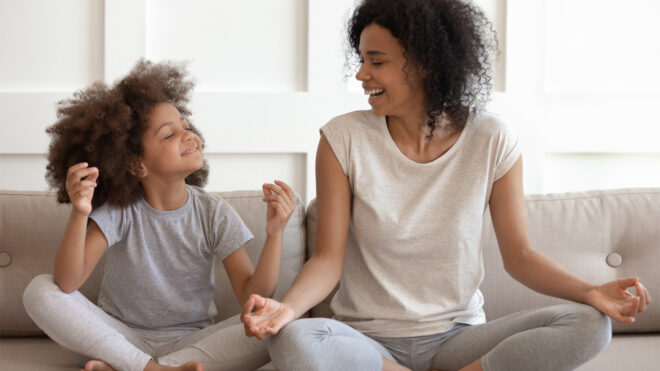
[[241, 293, 296, 339], [66, 162, 99, 216]]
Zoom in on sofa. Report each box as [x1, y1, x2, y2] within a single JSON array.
[[1, 188, 658, 370]]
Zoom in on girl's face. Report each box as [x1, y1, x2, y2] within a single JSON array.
[[356, 23, 426, 118], [139, 102, 203, 181]]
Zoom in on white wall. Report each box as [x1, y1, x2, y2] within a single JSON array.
[[1, 0, 659, 205]]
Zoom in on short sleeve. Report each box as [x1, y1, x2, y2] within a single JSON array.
[[213, 199, 254, 261], [492, 118, 522, 181], [89, 203, 128, 247], [320, 116, 351, 175]]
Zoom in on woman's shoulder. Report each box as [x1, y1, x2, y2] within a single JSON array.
[[323, 110, 380, 132], [470, 110, 517, 138]]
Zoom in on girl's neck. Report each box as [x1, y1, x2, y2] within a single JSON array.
[[141, 179, 190, 211]]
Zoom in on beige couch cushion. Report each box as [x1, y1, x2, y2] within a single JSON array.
[[0, 190, 305, 336], [480, 188, 660, 333]]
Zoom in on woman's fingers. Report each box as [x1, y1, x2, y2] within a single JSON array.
[[241, 294, 258, 320], [635, 282, 651, 312], [617, 277, 639, 290]]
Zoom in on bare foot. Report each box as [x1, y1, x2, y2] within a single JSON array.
[[83, 360, 115, 371], [145, 360, 203, 371], [177, 361, 203, 371]]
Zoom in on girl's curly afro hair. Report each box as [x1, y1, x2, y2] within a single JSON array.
[[46, 59, 209, 209], [348, 0, 497, 134]]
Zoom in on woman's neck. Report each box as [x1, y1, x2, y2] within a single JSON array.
[[386, 112, 462, 164], [141, 178, 190, 211]]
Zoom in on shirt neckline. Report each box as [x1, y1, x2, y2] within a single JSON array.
[[377, 111, 473, 167], [138, 185, 194, 217]]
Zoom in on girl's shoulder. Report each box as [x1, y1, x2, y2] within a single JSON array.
[[187, 185, 226, 208], [186, 185, 240, 220]]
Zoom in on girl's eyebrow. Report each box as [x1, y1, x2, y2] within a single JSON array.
[[155, 122, 173, 134], [155, 117, 185, 134]]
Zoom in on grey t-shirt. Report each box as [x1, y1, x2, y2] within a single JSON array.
[[321, 110, 521, 337], [90, 185, 253, 330]]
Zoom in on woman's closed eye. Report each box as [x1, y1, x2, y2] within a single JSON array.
[[359, 59, 383, 66]]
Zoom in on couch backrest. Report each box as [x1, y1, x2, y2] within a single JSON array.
[[307, 188, 660, 333], [0, 190, 306, 337]]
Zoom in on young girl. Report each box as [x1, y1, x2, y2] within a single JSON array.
[[242, 1, 651, 370], [23, 60, 296, 371]]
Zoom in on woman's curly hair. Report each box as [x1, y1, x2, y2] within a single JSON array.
[[347, 0, 497, 135], [46, 59, 209, 209]]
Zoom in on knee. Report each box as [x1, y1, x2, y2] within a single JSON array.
[[570, 304, 612, 352], [23, 274, 60, 316], [268, 318, 335, 356]]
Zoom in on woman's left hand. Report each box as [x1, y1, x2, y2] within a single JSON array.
[[585, 277, 651, 323], [263, 180, 295, 236]]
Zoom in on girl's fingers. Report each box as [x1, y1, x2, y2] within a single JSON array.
[[67, 162, 89, 177], [69, 166, 97, 181], [265, 181, 295, 206], [274, 180, 294, 199], [67, 167, 98, 189], [79, 180, 97, 189], [264, 195, 294, 214], [86, 167, 99, 182], [262, 184, 272, 196]]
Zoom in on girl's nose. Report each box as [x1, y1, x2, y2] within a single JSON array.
[[183, 128, 194, 141]]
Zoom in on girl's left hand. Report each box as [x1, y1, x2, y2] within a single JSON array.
[[262, 180, 295, 236], [585, 277, 651, 323]]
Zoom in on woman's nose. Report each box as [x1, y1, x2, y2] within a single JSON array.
[[356, 64, 369, 81]]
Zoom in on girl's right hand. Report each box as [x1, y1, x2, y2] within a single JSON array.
[[65, 162, 99, 216], [241, 293, 296, 339]]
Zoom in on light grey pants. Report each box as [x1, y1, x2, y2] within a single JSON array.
[[23, 274, 269, 371], [268, 303, 611, 371]]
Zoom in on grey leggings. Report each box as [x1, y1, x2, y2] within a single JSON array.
[[23, 274, 269, 371], [268, 304, 612, 371]]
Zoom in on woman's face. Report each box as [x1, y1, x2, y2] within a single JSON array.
[[356, 23, 426, 118]]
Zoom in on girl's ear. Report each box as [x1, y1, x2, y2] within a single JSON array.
[[129, 159, 148, 178]]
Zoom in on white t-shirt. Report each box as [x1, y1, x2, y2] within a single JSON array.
[[321, 110, 521, 337]]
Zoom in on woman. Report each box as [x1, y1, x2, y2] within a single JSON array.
[[241, 1, 651, 370]]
